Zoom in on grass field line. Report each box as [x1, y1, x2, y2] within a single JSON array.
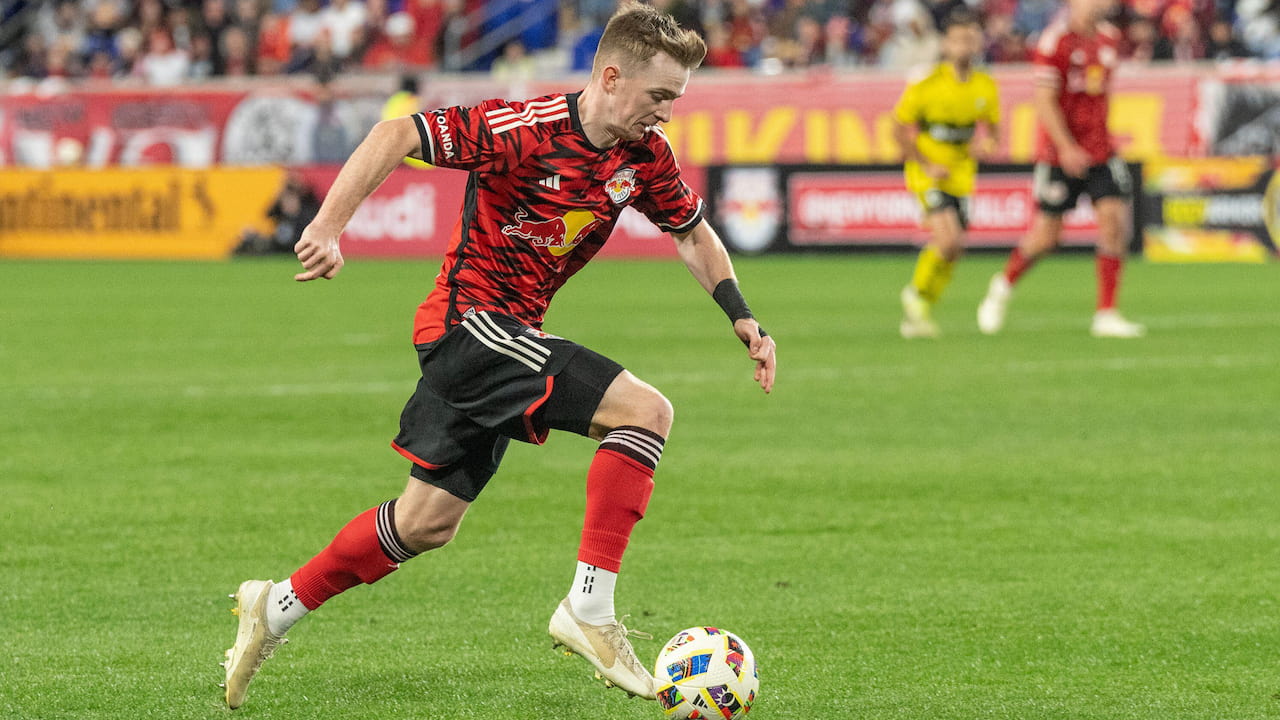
[[11, 352, 1272, 400]]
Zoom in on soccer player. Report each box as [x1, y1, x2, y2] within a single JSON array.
[[893, 9, 1000, 339], [221, 3, 777, 709], [977, 0, 1145, 338]]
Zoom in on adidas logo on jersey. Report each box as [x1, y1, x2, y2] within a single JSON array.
[[538, 175, 561, 191]]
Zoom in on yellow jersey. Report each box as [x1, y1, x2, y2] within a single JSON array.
[[893, 62, 1000, 200]]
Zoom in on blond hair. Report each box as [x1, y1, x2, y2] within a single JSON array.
[[592, 2, 707, 77]]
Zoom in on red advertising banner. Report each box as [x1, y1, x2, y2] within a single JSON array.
[[786, 167, 1099, 247], [294, 164, 698, 258], [0, 65, 1209, 170]]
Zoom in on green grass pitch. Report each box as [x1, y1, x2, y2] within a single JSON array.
[[2, 254, 1278, 719]]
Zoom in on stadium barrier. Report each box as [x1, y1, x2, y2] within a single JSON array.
[[3, 159, 1275, 261], [2, 63, 1268, 170]]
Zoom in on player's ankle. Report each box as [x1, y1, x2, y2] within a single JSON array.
[[567, 561, 617, 626], [265, 579, 309, 636]]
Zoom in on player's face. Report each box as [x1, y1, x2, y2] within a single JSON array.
[[941, 24, 983, 66], [609, 52, 690, 141]]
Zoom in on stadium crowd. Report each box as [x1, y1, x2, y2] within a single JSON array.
[[0, 0, 1269, 84]]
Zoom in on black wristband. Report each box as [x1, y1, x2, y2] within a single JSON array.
[[712, 279, 754, 323]]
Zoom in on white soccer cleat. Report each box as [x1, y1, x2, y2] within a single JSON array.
[[1090, 309, 1146, 338], [223, 579, 287, 709], [548, 598, 657, 700], [899, 285, 939, 339], [977, 272, 1013, 335]]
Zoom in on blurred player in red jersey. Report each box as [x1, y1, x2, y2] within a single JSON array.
[[221, 3, 777, 709], [977, 0, 1146, 338]]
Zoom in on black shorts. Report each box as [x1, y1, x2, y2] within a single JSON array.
[[922, 189, 970, 230], [1034, 157, 1132, 215], [392, 310, 624, 502]]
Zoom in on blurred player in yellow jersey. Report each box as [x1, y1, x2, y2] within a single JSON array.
[[892, 9, 1000, 338]]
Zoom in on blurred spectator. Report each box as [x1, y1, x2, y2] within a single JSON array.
[[560, 3, 604, 72], [295, 28, 343, 75], [169, 5, 198, 52], [82, 2, 123, 66], [136, 28, 191, 85], [1013, 0, 1057, 37], [1163, 8, 1205, 60], [189, 31, 217, 79], [35, 0, 85, 52], [5, 0, 1273, 81], [653, 0, 705, 38], [408, 0, 445, 64], [323, 0, 368, 60], [492, 39, 537, 82], [363, 11, 431, 70], [235, 173, 321, 256], [116, 26, 145, 76], [1237, 0, 1280, 57], [1205, 16, 1249, 58], [46, 36, 83, 78], [726, 0, 767, 66], [1126, 16, 1174, 61], [704, 21, 747, 67], [256, 12, 291, 74], [880, 0, 940, 69], [985, 14, 1031, 63], [134, 0, 167, 39], [219, 24, 255, 75], [311, 77, 350, 163], [289, 0, 326, 53]]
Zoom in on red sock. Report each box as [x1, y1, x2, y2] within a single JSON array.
[[290, 500, 415, 610], [1096, 254, 1122, 310], [578, 426, 664, 573], [1004, 247, 1035, 284]]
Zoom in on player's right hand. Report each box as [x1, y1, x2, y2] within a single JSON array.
[[294, 224, 344, 281], [1060, 144, 1090, 178]]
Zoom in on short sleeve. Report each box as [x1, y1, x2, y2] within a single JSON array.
[[893, 81, 922, 125], [412, 95, 569, 174], [632, 130, 704, 234], [1033, 31, 1066, 91], [982, 77, 1002, 125]]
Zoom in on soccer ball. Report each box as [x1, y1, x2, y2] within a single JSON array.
[[653, 627, 758, 719]]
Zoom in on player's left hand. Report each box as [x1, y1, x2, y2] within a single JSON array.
[[734, 319, 776, 394]]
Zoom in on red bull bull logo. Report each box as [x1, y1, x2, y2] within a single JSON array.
[[501, 208, 602, 256], [606, 167, 637, 204]]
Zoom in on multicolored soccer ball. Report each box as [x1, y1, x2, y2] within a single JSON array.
[[653, 627, 758, 719]]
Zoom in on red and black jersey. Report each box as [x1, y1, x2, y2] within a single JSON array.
[[1032, 18, 1121, 166], [407, 91, 704, 344]]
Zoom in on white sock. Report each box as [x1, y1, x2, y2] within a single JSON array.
[[265, 578, 308, 636], [568, 561, 617, 626]]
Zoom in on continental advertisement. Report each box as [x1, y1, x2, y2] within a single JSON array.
[[0, 168, 283, 259], [1140, 157, 1279, 263]]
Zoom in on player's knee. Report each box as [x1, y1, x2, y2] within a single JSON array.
[[398, 516, 461, 553], [638, 389, 674, 437]]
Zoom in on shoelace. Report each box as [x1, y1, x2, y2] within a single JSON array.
[[615, 614, 653, 641]]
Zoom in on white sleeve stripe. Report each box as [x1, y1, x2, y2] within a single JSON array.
[[412, 112, 435, 163], [484, 98, 568, 123], [490, 111, 571, 135]]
